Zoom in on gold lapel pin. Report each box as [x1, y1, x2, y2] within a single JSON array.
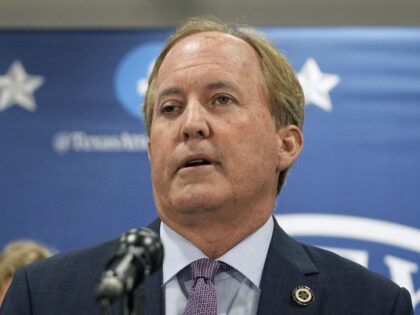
[[292, 285, 314, 306]]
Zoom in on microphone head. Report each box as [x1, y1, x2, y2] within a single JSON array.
[[96, 227, 164, 301], [120, 228, 164, 275]]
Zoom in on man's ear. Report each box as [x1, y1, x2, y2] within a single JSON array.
[[147, 139, 151, 161], [276, 125, 304, 171]]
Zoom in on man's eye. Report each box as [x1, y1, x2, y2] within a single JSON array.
[[160, 104, 179, 115], [214, 95, 233, 105]]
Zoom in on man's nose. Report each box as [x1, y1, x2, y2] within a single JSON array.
[[180, 100, 210, 141]]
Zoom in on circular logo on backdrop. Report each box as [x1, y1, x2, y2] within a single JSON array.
[[276, 214, 420, 253], [114, 42, 164, 121]]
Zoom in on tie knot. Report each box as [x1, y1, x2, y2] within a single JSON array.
[[190, 258, 228, 282]]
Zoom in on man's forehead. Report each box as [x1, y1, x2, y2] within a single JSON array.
[[156, 31, 261, 82]]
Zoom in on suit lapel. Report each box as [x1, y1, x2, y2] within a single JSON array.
[[143, 269, 164, 315], [257, 217, 323, 314]]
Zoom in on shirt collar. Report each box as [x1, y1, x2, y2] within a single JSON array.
[[161, 216, 274, 288]]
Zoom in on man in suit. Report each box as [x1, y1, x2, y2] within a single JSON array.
[[0, 17, 414, 315]]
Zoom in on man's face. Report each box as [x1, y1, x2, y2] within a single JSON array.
[[148, 32, 287, 225]]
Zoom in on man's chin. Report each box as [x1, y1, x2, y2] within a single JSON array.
[[175, 197, 220, 213], [170, 189, 227, 213]]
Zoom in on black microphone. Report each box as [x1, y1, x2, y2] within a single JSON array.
[[96, 228, 164, 302]]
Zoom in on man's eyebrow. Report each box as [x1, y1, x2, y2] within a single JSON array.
[[206, 81, 239, 93], [156, 87, 183, 102]]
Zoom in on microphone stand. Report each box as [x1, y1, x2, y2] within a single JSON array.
[[120, 289, 134, 315], [98, 286, 145, 315], [120, 285, 145, 315]]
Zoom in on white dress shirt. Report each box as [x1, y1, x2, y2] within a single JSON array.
[[160, 216, 274, 315]]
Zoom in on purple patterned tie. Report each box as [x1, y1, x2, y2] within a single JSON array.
[[183, 258, 226, 315]]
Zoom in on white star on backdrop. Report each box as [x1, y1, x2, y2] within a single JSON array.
[[0, 60, 45, 112], [297, 58, 340, 112]]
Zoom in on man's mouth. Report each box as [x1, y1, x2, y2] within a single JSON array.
[[183, 159, 212, 168], [177, 154, 215, 172]]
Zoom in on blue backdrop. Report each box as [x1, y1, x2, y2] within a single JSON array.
[[0, 28, 419, 311]]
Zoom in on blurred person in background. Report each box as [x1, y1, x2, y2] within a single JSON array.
[[0, 240, 52, 305]]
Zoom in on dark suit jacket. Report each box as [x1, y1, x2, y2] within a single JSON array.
[[0, 218, 414, 314]]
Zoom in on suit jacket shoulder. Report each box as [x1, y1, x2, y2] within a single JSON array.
[[257, 218, 414, 315]]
